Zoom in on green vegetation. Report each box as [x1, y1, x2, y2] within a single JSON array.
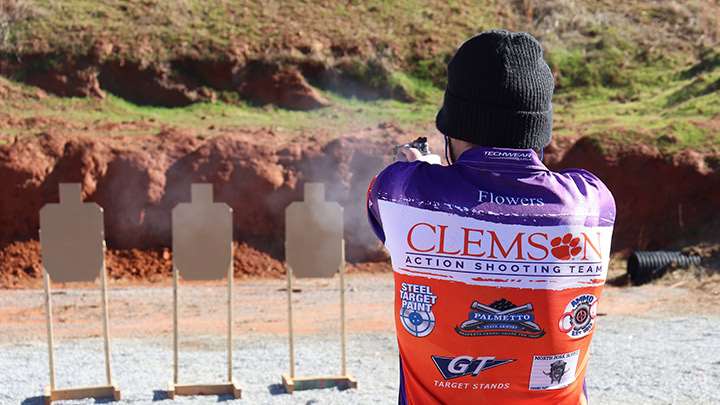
[[0, 0, 718, 153], [0, 78, 441, 140]]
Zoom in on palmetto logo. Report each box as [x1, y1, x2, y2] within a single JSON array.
[[456, 298, 545, 338]]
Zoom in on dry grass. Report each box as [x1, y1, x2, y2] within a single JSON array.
[[0, 0, 35, 48]]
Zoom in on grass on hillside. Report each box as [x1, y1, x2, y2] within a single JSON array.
[[4, 0, 496, 62], [0, 0, 718, 152], [1, 51, 717, 154]]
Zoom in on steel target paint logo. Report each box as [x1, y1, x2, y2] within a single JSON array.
[[558, 294, 598, 339], [399, 282, 437, 337], [455, 298, 545, 338]]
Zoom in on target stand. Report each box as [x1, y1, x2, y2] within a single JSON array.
[[39, 183, 121, 404], [282, 183, 357, 393], [167, 184, 241, 400]]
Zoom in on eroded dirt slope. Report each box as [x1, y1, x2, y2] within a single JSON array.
[[1, 129, 719, 287]]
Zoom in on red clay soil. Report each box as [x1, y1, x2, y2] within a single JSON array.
[[544, 136, 720, 252], [0, 239, 283, 289], [0, 129, 719, 288]]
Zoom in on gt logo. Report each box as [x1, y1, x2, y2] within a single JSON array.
[[431, 355, 515, 380]]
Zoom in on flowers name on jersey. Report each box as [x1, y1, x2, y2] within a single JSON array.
[[455, 298, 545, 338], [558, 294, 598, 339], [399, 282, 437, 337], [432, 355, 515, 380]]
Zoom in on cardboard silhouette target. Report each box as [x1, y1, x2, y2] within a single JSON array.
[[172, 183, 233, 280], [168, 183, 241, 399], [38, 183, 120, 404], [285, 183, 344, 278], [39, 183, 104, 283], [282, 182, 357, 393]]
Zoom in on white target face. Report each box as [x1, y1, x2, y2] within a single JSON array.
[[400, 307, 436, 337]]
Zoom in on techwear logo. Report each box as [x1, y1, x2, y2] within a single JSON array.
[[484, 151, 533, 161], [431, 355, 515, 380]]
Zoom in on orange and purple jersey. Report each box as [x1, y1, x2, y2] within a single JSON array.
[[367, 147, 615, 404]]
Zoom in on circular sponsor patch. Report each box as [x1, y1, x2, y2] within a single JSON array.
[[400, 307, 435, 337], [558, 294, 597, 339]]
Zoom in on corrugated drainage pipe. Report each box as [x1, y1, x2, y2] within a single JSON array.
[[627, 251, 702, 285]]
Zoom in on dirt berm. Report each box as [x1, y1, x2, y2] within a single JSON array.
[[1, 130, 718, 286]]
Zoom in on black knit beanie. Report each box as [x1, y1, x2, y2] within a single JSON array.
[[436, 30, 554, 150]]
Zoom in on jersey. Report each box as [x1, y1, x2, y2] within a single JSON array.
[[367, 147, 616, 405]]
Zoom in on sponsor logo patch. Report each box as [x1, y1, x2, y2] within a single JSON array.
[[399, 282, 437, 337], [455, 298, 545, 338], [484, 150, 533, 161], [432, 355, 515, 380], [529, 350, 580, 390], [558, 294, 598, 339]]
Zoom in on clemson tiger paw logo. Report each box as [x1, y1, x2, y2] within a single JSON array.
[[550, 233, 581, 260]]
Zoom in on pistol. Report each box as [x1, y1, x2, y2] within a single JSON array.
[[393, 137, 431, 156]]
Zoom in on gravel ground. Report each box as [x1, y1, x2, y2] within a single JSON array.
[[586, 315, 720, 405], [2, 333, 399, 405], [1, 274, 719, 404], [2, 314, 719, 405]]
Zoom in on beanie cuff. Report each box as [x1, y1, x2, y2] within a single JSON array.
[[436, 91, 553, 150]]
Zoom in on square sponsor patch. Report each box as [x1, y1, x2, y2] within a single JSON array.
[[528, 350, 579, 390]]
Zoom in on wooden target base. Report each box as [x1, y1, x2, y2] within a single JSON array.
[[282, 374, 357, 393], [167, 381, 242, 399], [43, 384, 121, 404]]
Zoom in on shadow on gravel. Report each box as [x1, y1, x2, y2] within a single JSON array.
[[152, 390, 170, 401], [268, 383, 288, 395], [216, 394, 235, 402], [21, 395, 116, 404], [150, 390, 234, 402]]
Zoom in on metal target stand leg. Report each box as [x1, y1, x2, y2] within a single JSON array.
[[42, 267, 121, 404], [167, 264, 241, 399], [282, 244, 357, 393]]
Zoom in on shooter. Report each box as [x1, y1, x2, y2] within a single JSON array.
[[367, 30, 616, 405]]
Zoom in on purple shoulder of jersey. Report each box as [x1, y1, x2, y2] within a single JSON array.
[[367, 147, 616, 243]]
